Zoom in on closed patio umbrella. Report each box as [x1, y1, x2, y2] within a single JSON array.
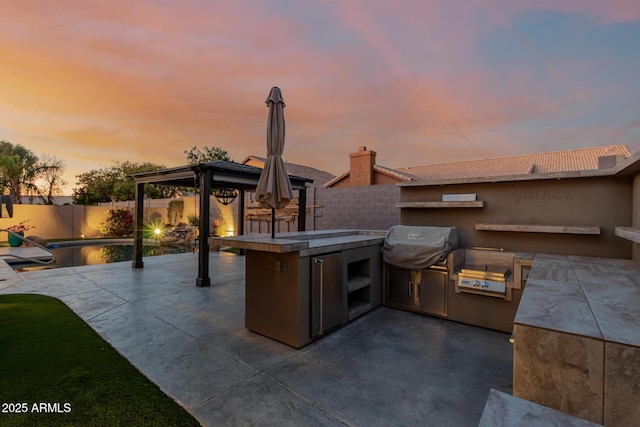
[[255, 86, 294, 238]]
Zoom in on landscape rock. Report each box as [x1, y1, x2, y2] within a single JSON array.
[[23, 235, 47, 247]]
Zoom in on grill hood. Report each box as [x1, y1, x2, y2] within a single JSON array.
[[383, 225, 458, 270]]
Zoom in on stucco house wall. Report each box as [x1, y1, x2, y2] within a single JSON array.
[[400, 175, 633, 259], [633, 174, 640, 259]]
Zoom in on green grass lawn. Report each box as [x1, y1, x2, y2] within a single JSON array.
[[0, 294, 200, 426]]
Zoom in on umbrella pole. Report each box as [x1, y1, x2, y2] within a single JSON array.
[[271, 207, 275, 238]]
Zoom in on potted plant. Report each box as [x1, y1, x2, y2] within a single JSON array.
[[212, 219, 223, 237], [6, 220, 35, 247]]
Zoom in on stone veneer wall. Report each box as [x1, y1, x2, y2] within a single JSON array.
[[312, 184, 400, 231]]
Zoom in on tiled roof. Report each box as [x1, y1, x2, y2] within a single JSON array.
[[241, 155, 336, 188], [322, 171, 349, 188], [397, 145, 631, 181], [373, 165, 416, 181], [322, 164, 416, 188]]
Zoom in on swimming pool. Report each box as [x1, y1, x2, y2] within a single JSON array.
[[15, 240, 192, 270]]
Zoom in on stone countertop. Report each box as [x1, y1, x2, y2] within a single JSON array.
[[514, 254, 640, 347], [208, 230, 386, 256]]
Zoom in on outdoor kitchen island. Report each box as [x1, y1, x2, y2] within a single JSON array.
[[209, 230, 385, 348], [512, 254, 640, 426]]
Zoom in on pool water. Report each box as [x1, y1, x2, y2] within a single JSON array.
[[16, 243, 191, 271]]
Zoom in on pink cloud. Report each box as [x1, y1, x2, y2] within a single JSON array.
[[0, 0, 638, 192]]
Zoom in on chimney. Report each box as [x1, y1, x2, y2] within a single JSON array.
[[349, 146, 376, 186]]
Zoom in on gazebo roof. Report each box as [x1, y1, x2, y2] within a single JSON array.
[[130, 160, 312, 287], [131, 160, 313, 189]]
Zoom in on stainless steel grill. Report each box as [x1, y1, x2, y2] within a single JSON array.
[[383, 225, 458, 270], [383, 226, 458, 318], [457, 265, 510, 296]]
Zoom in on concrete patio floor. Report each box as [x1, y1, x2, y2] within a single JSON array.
[[0, 251, 513, 426]]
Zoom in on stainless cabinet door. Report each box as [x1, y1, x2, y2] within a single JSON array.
[[416, 269, 447, 317], [386, 267, 448, 317], [311, 253, 345, 337], [386, 267, 414, 310]]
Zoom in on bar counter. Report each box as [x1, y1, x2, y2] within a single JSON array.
[[209, 229, 385, 256], [209, 229, 386, 348]]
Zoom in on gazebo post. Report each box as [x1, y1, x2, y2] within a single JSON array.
[[297, 186, 307, 231], [237, 188, 245, 255], [238, 188, 245, 236], [196, 167, 211, 287], [132, 182, 145, 269]]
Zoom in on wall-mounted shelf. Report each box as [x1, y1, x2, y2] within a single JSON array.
[[615, 227, 640, 243], [475, 224, 601, 235], [396, 201, 485, 209]]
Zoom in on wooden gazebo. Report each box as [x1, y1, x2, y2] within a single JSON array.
[[130, 161, 312, 287]]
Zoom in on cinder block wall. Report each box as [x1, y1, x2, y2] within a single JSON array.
[[0, 203, 182, 240], [313, 184, 400, 231], [0, 185, 396, 241], [0, 204, 109, 240], [103, 196, 239, 236]]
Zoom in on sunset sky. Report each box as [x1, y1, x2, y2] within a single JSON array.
[[1, 0, 639, 193]]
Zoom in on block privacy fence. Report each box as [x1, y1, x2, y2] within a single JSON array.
[[1, 185, 401, 242]]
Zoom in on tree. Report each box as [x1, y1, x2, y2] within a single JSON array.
[[72, 161, 180, 205], [32, 154, 68, 205], [72, 166, 115, 205], [111, 161, 180, 201], [0, 140, 40, 203], [184, 146, 232, 164]]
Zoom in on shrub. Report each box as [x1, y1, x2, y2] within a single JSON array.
[[99, 209, 134, 237], [187, 214, 199, 227], [167, 200, 184, 225], [149, 211, 163, 223]]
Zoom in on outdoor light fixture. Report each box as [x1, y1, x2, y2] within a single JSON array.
[[214, 186, 238, 205], [146, 219, 166, 241]]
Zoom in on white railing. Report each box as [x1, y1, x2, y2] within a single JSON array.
[[0, 229, 56, 265]]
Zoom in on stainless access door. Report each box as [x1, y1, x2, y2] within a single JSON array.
[[416, 269, 447, 317], [311, 253, 345, 337], [386, 266, 448, 317], [386, 267, 414, 310]]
